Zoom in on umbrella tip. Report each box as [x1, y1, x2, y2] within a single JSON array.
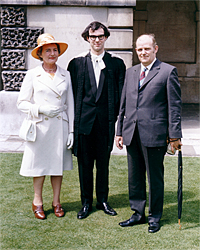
[[178, 219, 182, 230]]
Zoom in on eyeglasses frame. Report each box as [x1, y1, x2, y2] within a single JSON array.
[[88, 34, 105, 41]]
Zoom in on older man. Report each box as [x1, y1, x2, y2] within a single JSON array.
[[115, 34, 182, 233]]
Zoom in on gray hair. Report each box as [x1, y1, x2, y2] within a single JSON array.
[[135, 34, 157, 48]]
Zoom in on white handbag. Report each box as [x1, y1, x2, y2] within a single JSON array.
[[19, 113, 36, 142]]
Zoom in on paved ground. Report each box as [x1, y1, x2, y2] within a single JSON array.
[[0, 104, 199, 157]]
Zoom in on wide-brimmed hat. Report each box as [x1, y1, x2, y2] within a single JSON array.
[[31, 33, 68, 59]]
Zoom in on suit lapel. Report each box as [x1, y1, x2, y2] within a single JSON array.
[[96, 53, 109, 102], [53, 66, 66, 89], [37, 65, 62, 96], [131, 64, 141, 93], [96, 67, 106, 102], [86, 54, 97, 98], [139, 59, 160, 90]]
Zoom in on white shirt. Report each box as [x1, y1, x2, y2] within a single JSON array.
[[91, 51, 105, 87], [140, 58, 157, 78]]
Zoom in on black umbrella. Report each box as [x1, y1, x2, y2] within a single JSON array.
[[177, 147, 183, 229]]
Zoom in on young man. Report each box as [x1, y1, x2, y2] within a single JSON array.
[[68, 21, 126, 219], [115, 34, 182, 233]]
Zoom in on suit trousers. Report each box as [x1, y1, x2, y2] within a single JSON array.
[[77, 118, 110, 206], [126, 125, 166, 223]]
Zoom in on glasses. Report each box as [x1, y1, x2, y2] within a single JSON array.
[[89, 34, 105, 41]]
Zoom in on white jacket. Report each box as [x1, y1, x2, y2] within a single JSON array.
[[17, 64, 74, 176]]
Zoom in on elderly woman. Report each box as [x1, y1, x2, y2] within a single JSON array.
[[17, 33, 74, 220]]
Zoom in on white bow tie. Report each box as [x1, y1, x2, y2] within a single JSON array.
[[93, 57, 105, 70], [92, 57, 105, 87]]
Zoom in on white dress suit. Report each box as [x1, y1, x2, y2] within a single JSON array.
[[17, 65, 74, 177]]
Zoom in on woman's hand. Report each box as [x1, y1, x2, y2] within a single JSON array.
[[39, 105, 60, 118], [67, 132, 74, 149]]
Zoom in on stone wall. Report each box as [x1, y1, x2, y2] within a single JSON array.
[[26, 6, 134, 71], [0, 0, 199, 137], [1, 1, 199, 103], [0, 2, 135, 136], [133, 0, 199, 104], [0, 6, 44, 90], [1, 4, 134, 90]]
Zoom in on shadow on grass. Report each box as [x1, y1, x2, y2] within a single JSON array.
[[65, 190, 199, 229], [162, 190, 199, 229], [43, 193, 129, 218], [162, 199, 199, 227], [44, 190, 199, 230]]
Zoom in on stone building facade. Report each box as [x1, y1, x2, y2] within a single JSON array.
[[0, 0, 199, 135]]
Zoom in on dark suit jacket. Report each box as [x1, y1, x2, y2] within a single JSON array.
[[116, 59, 182, 147], [68, 51, 126, 156]]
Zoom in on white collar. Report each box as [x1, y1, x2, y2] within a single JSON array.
[[91, 51, 105, 62], [141, 58, 157, 71], [91, 51, 105, 70]]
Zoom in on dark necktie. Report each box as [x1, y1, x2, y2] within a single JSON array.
[[139, 68, 147, 87]]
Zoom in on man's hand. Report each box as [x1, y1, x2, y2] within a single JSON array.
[[170, 138, 182, 154], [115, 136, 123, 150]]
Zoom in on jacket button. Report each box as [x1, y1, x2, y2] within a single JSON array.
[[57, 116, 61, 120], [57, 96, 61, 100], [45, 117, 48, 120]]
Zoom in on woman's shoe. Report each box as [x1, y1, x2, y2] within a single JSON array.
[[52, 203, 64, 217], [32, 203, 46, 220]]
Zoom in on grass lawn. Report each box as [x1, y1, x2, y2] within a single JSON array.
[[0, 153, 199, 250]]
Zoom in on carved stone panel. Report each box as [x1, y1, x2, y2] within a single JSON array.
[[2, 71, 27, 91], [1, 50, 26, 70], [1, 6, 26, 27], [1, 27, 44, 48], [0, 5, 43, 91]]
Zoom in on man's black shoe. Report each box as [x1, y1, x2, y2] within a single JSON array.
[[148, 222, 160, 233], [96, 202, 117, 216], [119, 214, 146, 227], [77, 204, 92, 219]]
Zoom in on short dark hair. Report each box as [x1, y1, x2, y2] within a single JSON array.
[[36, 43, 61, 61], [81, 21, 110, 42]]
